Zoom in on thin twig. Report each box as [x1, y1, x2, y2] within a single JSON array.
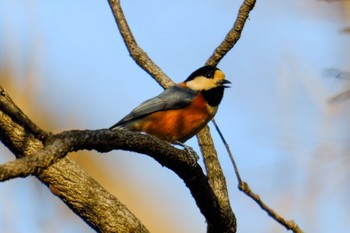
[[239, 182, 304, 233], [212, 119, 304, 233], [212, 119, 242, 184], [329, 90, 350, 103]]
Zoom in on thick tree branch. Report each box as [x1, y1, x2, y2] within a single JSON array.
[[40, 158, 150, 233], [52, 129, 234, 232], [0, 126, 234, 232], [196, 127, 234, 233], [0, 129, 194, 182], [0, 85, 149, 233]]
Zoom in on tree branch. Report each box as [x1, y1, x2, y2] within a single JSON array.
[[0, 126, 235, 232], [206, 0, 256, 66], [0, 79, 236, 232], [107, 0, 175, 88], [196, 127, 235, 233], [199, 1, 256, 231], [212, 119, 304, 233], [240, 182, 304, 233], [0, 88, 47, 141], [0, 85, 149, 233]]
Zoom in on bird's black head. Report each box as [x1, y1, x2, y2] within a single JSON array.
[[185, 66, 218, 82], [184, 65, 230, 107]]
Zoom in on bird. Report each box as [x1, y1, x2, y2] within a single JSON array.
[[110, 65, 230, 144]]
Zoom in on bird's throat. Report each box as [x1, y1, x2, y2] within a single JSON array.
[[201, 87, 224, 107]]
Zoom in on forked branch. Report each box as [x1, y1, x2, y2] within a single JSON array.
[[108, 0, 257, 232]]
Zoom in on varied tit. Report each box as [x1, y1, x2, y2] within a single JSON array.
[[110, 65, 230, 143]]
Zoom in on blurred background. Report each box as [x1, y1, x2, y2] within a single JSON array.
[[0, 0, 349, 232]]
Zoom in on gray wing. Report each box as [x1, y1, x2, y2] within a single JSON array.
[[110, 85, 197, 129]]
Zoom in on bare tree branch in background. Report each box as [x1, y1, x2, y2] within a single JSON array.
[[324, 68, 350, 103], [330, 90, 350, 102], [342, 27, 350, 33]]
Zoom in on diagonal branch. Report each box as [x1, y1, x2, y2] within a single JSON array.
[[199, 0, 256, 229], [0, 88, 47, 141], [206, 0, 256, 66], [107, 0, 175, 88], [212, 119, 304, 233], [240, 182, 304, 233]]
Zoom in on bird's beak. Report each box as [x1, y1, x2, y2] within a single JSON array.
[[218, 79, 231, 88]]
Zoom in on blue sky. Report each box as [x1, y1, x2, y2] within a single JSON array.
[[0, 0, 349, 232]]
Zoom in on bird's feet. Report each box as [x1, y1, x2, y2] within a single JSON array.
[[173, 141, 199, 164]]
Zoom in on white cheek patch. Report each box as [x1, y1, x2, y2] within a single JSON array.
[[186, 76, 216, 91]]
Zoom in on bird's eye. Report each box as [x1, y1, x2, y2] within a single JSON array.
[[205, 72, 214, 78]]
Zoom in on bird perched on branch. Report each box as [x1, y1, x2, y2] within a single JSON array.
[[110, 65, 230, 144]]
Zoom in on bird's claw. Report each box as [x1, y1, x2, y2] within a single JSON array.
[[173, 141, 199, 164]]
